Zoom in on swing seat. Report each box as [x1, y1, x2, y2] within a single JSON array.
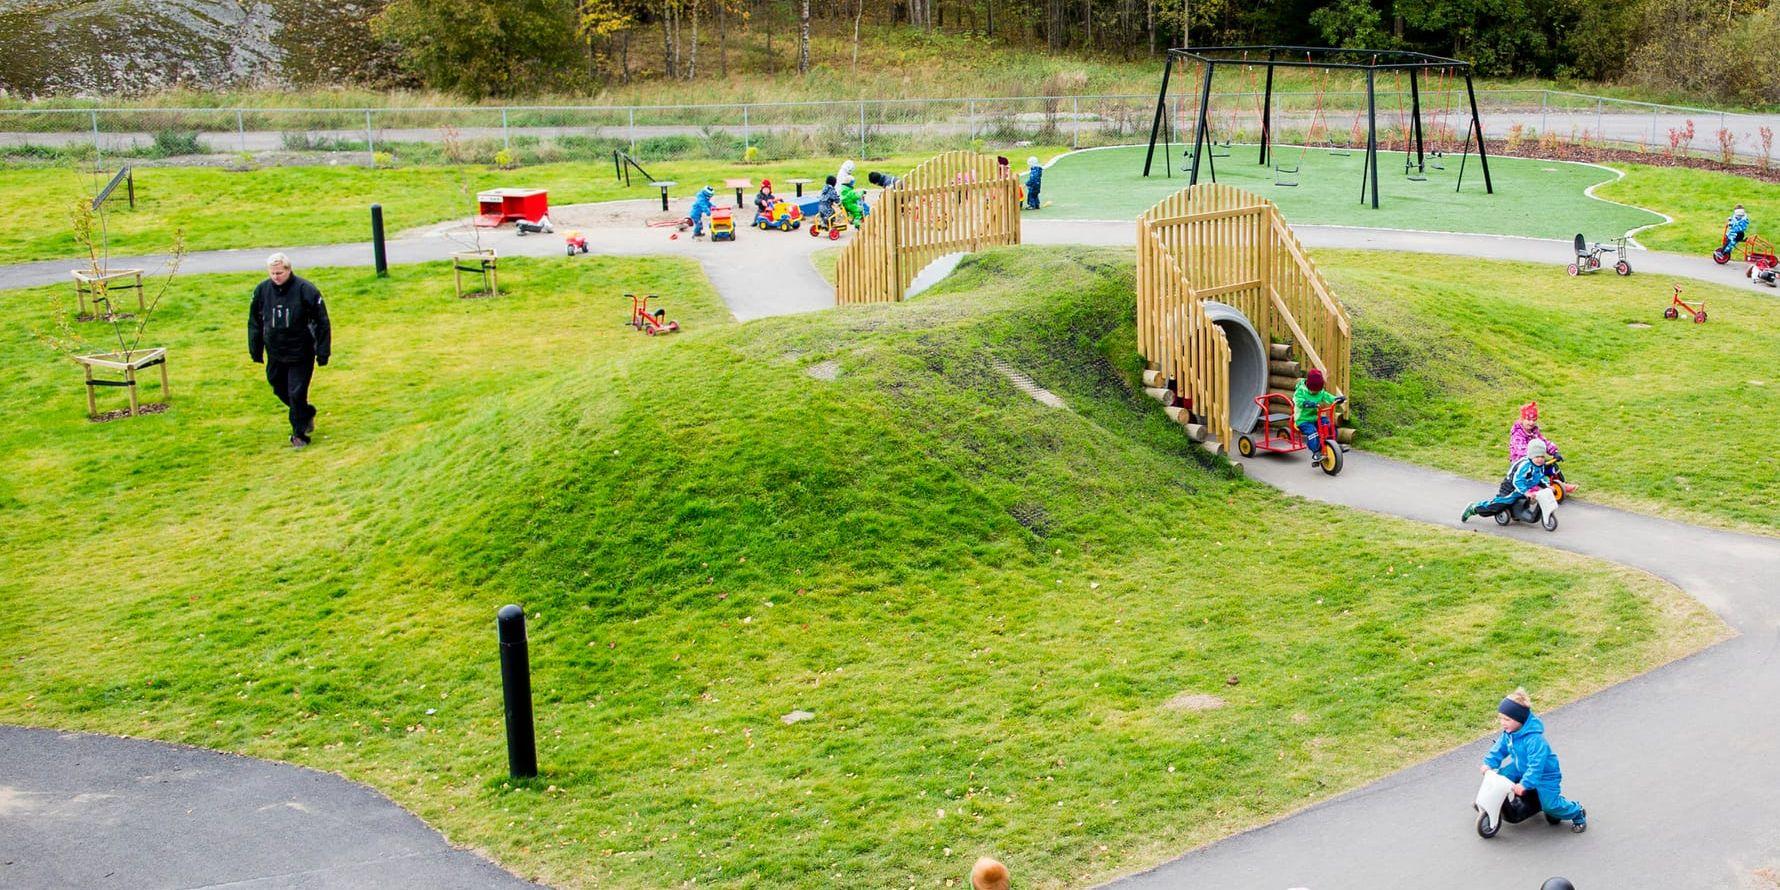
[[1274, 163, 1300, 187]]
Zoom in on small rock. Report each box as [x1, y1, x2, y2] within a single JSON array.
[[781, 710, 815, 725], [1226, 674, 1240, 686]]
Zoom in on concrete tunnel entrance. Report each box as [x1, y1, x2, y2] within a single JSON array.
[[1201, 301, 1268, 434]]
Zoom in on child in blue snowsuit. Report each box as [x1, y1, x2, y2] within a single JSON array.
[[1461, 439, 1551, 522], [689, 186, 715, 238], [1024, 156, 1043, 210], [817, 175, 841, 228], [1480, 689, 1587, 832], [1719, 204, 1751, 257]]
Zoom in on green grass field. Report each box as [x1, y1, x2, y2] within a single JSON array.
[[1041, 145, 1665, 239], [1595, 163, 1780, 256], [0, 150, 1068, 265], [0, 247, 1718, 887], [1318, 249, 1780, 532]]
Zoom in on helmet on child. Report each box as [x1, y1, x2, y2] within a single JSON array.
[[1305, 369, 1325, 392], [1520, 401, 1538, 422], [1540, 879, 1575, 890]]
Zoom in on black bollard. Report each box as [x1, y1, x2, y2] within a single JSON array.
[[496, 604, 538, 778], [370, 204, 388, 278]]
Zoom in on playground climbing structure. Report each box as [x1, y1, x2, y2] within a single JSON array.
[[834, 151, 1021, 305]]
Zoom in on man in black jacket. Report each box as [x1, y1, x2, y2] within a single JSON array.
[[248, 253, 331, 448]]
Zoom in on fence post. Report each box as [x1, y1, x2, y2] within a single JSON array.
[[502, 107, 510, 151], [859, 100, 867, 158], [1072, 96, 1081, 149], [1540, 91, 1547, 134], [90, 109, 102, 168], [365, 110, 375, 165], [743, 105, 750, 153], [629, 107, 636, 154], [236, 109, 245, 152], [968, 98, 976, 141], [1595, 98, 1603, 144]]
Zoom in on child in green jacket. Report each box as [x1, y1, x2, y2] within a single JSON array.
[[1294, 368, 1341, 466]]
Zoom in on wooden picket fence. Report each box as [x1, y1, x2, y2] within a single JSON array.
[[1136, 182, 1350, 453], [834, 151, 1021, 305]]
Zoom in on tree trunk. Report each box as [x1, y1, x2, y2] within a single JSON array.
[[798, 0, 811, 73], [1147, 0, 1154, 54], [661, 10, 676, 78], [987, 0, 993, 37], [765, 0, 775, 74], [689, 0, 700, 80], [620, 28, 631, 82], [852, 0, 864, 72], [718, 0, 727, 77]]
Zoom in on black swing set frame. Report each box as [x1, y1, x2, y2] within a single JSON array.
[[1142, 46, 1494, 209]]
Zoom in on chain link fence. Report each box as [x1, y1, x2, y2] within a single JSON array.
[[0, 90, 1773, 168]]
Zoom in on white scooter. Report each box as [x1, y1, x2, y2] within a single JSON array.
[[1493, 484, 1561, 532], [1474, 771, 1560, 838]]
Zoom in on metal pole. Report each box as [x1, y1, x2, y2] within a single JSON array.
[[237, 109, 246, 153], [1540, 90, 1548, 134], [1596, 97, 1603, 144], [629, 108, 636, 154], [91, 109, 102, 169], [859, 100, 866, 158], [496, 605, 538, 779], [370, 204, 388, 277], [365, 110, 375, 164], [968, 98, 976, 141], [502, 107, 510, 151], [1365, 69, 1379, 208], [1143, 55, 1174, 177], [1072, 96, 1080, 149], [1189, 61, 1215, 185], [1259, 62, 1274, 166], [743, 105, 750, 153], [1409, 68, 1425, 171], [1464, 72, 1493, 194]]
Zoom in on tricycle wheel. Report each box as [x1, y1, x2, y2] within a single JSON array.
[[1694, 311, 1708, 324], [1237, 435, 1255, 458], [1713, 249, 1730, 264], [1615, 260, 1632, 276], [565, 245, 575, 256], [1477, 811, 1499, 839], [1319, 443, 1343, 475], [829, 229, 841, 240], [1550, 483, 1565, 503], [1663, 306, 1680, 320], [1495, 510, 1512, 526], [1542, 511, 1559, 532], [1565, 263, 1579, 277], [810, 226, 821, 238]]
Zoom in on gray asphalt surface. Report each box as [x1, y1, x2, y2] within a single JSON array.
[[1104, 451, 1780, 889], [0, 725, 537, 889]]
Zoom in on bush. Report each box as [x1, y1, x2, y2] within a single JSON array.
[[493, 147, 515, 169], [151, 129, 204, 157]]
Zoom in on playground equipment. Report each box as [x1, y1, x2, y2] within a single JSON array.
[[808, 212, 848, 240], [1136, 183, 1351, 454], [834, 151, 1021, 305], [1475, 771, 1562, 838], [1714, 232, 1777, 268], [628, 293, 680, 335], [755, 200, 803, 231], [1567, 234, 1631, 276], [612, 150, 658, 187], [1492, 484, 1561, 531], [564, 230, 588, 255], [475, 188, 548, 228], [710, 207, 736, 242], [1236, 394, 1346, 474], [1663, 283, 1707, 323], [1144, 46, 1492, 209]]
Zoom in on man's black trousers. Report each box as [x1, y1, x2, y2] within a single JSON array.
[[266, 358, 317, 439]]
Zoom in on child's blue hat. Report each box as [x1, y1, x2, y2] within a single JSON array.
[[1498, 698, 1531, 724]]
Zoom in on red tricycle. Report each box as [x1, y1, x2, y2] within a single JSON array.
[[628, 293, 680, 335], [564, 230, 588, 255], [1713, 231, 1776, 269], [1663, 283, 1706, 323], [1235, 393, 1346, 475]]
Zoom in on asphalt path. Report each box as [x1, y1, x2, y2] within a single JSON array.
[[0, 725, 537, 889]]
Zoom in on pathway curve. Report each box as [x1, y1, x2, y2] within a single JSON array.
[[0, 725, 537, 889], [1104, 450, 1780, 888]]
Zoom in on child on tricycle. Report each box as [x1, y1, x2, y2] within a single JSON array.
[[1714, 204, 1751, 262]]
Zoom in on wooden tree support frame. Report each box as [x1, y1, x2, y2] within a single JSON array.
[[452, 249, 499, 299], [70, 268, 145, 321], [834, 150, 1022, 305], [1136, 183, 1351, 453], [74, 348, 169, 419]]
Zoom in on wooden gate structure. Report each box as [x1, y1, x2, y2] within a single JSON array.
[[834, 151, 1021, 305], [1137, 183, 1350, 452]]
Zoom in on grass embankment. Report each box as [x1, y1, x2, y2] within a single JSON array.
[[0, 246, 1718, 886], [0, 150, 1066, 265], [1041, 145, 1665, 239], [1596, 163, 1780, 255], [1325, 249, 1780, 532]]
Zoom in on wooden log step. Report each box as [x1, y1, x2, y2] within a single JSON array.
[[1268, 359, 1301, 375], [1268, 373, 1300, 390], [1183, 422, 1207, 441], [1269, 342, 1293, 360], [1143, 386, 1177, 406], [1337, 427, 1356, 444], [1163, 405, 1185, 423], [1197, 439, 1224, 456], [1142, 369, 1166, 388]]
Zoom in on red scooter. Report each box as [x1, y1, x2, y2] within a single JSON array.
[[1236, 393, 1346, 475]]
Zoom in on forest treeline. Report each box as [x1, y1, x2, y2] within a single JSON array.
[[371, 0, 1779, 103]]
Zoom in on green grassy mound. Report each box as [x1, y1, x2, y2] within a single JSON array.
[[1326, 249, 1780, 532], [1040, 145, 1664, 240], [0, 249, 1718, 887]]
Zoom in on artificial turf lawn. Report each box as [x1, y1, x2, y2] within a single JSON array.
[[0, 248, 1719, 887], [0, 148, 1061, 265], [1320, 248, 1780, 532], [1594, 162, 1780, 256], [1039, 145, 1665, 240]]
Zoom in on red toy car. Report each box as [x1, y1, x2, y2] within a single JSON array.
[[564, 230, 588, 255], [1235, 393, 1346, 475]]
